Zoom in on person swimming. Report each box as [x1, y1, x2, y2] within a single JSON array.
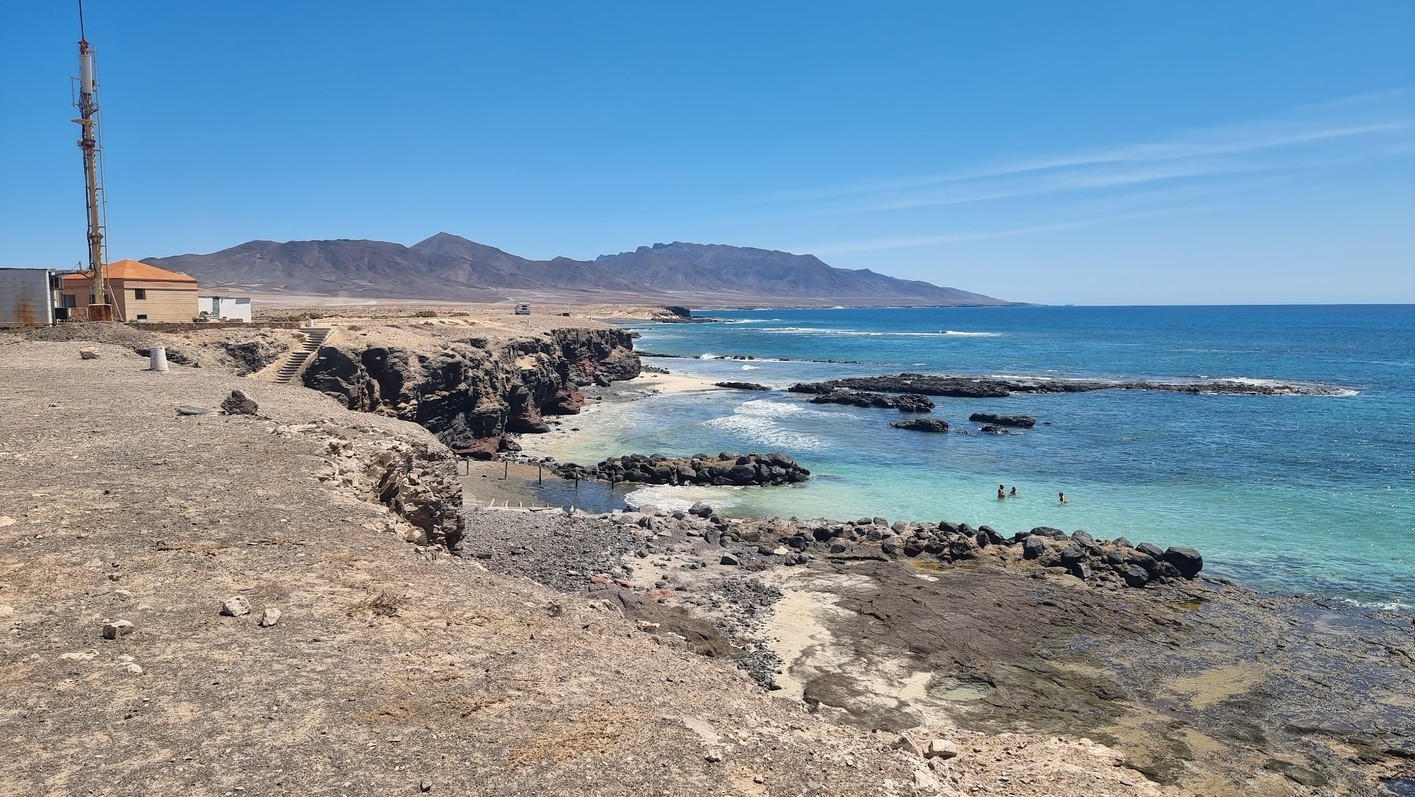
[[1058, 491, 1067, 504], [1009, 486, 1018, 497], [997, 484, 1006, 500]]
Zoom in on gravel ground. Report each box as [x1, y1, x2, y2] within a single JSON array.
[[0, 340, 954, 797]]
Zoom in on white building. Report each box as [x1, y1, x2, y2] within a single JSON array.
[[198, 295, 252, 322]]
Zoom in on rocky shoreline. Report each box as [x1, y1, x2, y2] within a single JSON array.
[[460, 495, 1415, 796], [17, 317, 1407, 796]]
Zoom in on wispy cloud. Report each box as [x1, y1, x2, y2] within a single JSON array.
[[800, 202, 1226, 256], [774, 88, 1415, 220]]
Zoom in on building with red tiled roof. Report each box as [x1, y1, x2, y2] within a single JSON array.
[[59, 259, 198, 322]]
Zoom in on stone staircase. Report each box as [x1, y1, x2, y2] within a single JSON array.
[[273, 327, 330, 385]]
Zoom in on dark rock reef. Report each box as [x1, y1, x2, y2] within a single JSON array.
[[553, 452, 810, 487], [791, 372, 1348, 398], [303, 328, 640, 455], [889, 418, 951, 433], [969, 412, 1036, 428], [806, 389, 935, 412], [714, 381, 771, 391]]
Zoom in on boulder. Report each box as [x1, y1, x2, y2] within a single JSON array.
[[714, 382, 770, 391], [220, 596, 252, 617], [220, 389, 259, 416], [1022, 536, 1050, 560], [1122, 565, 1151, 588], [1163, 546, 1204, 579], [1136, 542, 1166, 560], [101, 620, 134, 640]]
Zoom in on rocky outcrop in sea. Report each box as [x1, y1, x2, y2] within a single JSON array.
[[807, 389, 935, 412], [790, 372, 1348, 398]]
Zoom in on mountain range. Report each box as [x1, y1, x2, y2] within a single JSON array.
[[144, 233, 1012, 307]]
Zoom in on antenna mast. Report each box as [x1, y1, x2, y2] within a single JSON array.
[[74, 0, 114, 321]]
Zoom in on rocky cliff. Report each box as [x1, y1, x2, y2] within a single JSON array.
[[303, 327, 640, 455]]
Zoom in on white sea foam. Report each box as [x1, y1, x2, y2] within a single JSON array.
[[698, 353, 721, 359], [623, 484, 742, 513], [941, 330, 1002, 337], [1342, 597, 1415, 612], [741, 364, 760, 370], [733, 399, 834, 418], [759, 326, 951, 338], [703, 400, 828, 451]]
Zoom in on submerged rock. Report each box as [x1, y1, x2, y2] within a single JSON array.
[[969, 412, 1036, 428], [889, 418, 951, 433]]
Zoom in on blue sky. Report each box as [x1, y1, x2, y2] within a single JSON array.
[[1, 1, 1412, 305]]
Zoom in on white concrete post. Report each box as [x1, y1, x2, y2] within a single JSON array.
[[148, 347, 169, 372]]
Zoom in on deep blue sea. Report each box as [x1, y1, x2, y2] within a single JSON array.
[[531, 305, 1415, 608]]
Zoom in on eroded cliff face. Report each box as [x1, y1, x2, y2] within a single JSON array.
[[303, 327, 640, 455]]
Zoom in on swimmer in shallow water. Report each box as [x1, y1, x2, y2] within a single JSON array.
[[1009, 486, 1018, 497], [1058, 491, 1067, 504], [997, 484, 1006, 500]]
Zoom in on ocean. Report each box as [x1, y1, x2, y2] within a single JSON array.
[[527, 305, 1415, 609]]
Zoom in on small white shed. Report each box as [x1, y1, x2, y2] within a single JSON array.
[[198, 295, 252, 322]]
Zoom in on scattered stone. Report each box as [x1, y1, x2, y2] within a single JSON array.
[[176, 405, 211, 416], [419, 779, 433, 793], [220, 389, 259, 416], [220, 596, 252, 617], [924, 739, 959, 760], [259, 607, 282, 627], [0, 516, 14, 528], [79, 350, 99, 360], [101, 620, 134, 640], [688, 502, 714, 517], [891, 735, 922, 756], [123, 663, 144, 675], [714, 381, 770, 391], [719, 553, 740, 567]]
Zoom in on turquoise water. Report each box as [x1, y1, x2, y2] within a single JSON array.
[[533, 305, 1415, 608]]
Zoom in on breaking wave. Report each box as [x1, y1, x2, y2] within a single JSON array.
[[702, 399, 828, 451]]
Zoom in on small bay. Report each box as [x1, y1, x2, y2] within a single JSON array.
[[535, 304, 1415, 608]]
